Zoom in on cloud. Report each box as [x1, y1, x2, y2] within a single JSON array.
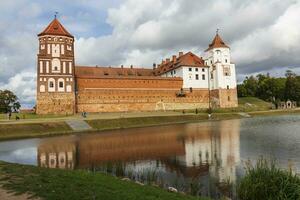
[[0, 71, 36, 108], [0, 0, 300, 108]]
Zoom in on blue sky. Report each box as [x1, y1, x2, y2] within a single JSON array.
[[0, 0, 300, 108]]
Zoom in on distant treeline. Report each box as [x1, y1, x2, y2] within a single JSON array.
[[238, 70, 300, 104]]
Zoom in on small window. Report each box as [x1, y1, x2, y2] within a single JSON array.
[[211, 60, 212, 64], [49, 82, 54, 88], [195, 74, 199, 80], [195, 68, 198, 72], [211, 73, 214, 79], [225, 59, 228, 63], [189, 68, 192, 72], [174, 70, 176, 74], [202, 68, 205, 72], [228, 96, 231, 101], [190, 87, 193, 92], [59, 82, 64, 88], [225, 72, 229, 76], [202, 74, 205, 80], [227, 85, 229, 89]]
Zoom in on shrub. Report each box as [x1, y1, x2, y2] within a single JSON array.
[[238, 158, 300, 200]]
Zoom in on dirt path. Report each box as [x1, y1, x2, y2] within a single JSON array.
[[0, 187, 40, 200]]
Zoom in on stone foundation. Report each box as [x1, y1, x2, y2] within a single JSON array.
[[36, 92, 75, 115]]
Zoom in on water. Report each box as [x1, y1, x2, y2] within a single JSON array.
[[1, 115, 300, 199]]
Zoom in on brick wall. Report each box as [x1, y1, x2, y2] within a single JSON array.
[[76, 77, 183, 90], [76, 89, 210, 112], [36, 92, 75, 115]]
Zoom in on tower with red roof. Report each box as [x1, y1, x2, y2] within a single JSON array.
[[36, 16, 76, 114], [204, 32, 238, 108]]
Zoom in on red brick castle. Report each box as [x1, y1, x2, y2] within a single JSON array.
[[36, 18, 238, 114]]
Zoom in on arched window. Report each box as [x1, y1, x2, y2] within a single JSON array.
[[58, 78, 65, 92], [48, 78, 55, 92], [52, 58, 61, 73]]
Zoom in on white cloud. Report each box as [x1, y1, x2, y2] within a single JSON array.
[[0, 72, 36, 108]]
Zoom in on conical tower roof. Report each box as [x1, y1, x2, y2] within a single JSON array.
[[38, 18, 74, 38], [205, 33, 229, 51]]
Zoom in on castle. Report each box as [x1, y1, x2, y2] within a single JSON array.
[[36, 17, 238, 114]]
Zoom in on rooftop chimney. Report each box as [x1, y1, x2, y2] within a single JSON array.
[[153, 63, 156, 69], [172, 55, 176, 62], [179, 52, 183, 57]]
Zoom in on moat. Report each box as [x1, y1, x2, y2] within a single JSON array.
[[0, 115, 300, 199]]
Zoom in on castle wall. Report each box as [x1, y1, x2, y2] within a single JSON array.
[[76, 77, 182, 90], [210, 88, 238, 108], [76, 89, 210, 113], [36, 92, 75, 115]]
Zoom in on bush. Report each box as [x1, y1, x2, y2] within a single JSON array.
[[238, 158, 300, 200]]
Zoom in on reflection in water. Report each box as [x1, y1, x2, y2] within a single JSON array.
[[37, 120, 240, 198]]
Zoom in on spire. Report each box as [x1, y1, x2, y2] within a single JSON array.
[[205, 30, 229, 51], [38, 17, 74, 38]]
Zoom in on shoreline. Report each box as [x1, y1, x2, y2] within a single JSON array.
[[0, 109, 299, 141]]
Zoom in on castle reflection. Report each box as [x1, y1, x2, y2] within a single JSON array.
[[37, 119, 240, 197]]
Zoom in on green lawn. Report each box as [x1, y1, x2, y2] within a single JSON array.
[[0, 161, 208, 200], [0, 121, 72, 140]]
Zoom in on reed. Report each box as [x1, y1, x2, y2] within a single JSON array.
[[238, 158, 300, 200]]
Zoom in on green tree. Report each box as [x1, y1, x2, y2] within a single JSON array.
[[285, 70, 300, 103], [0, 90, 21, 113]]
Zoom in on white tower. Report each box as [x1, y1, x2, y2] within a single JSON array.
[[204, 32, 238, 108]]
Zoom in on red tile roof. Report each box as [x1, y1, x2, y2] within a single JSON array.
[[75, 66, 156, 78], [38, 18, 74, 38], [155, 52, 207, 75], [205, 33, 229, 51]]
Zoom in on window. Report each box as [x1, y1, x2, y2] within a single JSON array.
[[225, 72, 229, 76], [59, 81, 64, 88], [195, 74, 199, 80], [211, 60, 212, 64], [174, 70, 176, 74], [202, 74, 205, 80], [202, 68, 205, 72], [225, 59, 228, 63], [50, 82, 54, 88], [228, 96, 231, 101], [195, 68, 198, 72], [227, 85, 230, 89], [189, 68, 192, 71], [189, 87, 193, 92], [211, 73, 214, 79]]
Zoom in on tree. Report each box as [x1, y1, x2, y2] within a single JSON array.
[[284, 70, 300, 102], [0, 90, 21, 113]]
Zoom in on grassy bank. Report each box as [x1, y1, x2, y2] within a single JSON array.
[[0, 110, 299, 141], [0, 121, 72, 141], [0, 161, 208, 200], [0, 113, 242, 141]]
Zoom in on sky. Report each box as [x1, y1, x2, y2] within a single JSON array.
[[0, 0, 300, 108]]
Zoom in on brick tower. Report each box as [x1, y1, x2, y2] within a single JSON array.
[[36, 16, 76, 114]]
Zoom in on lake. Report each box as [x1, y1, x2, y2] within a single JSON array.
[[1, 115, 300, 199]]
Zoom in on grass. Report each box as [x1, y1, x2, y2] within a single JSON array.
[[238, 158, 300, 200], [0, 113, 69, 120], [0, 161, 209, 200], [0, 121, 72, 140]]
